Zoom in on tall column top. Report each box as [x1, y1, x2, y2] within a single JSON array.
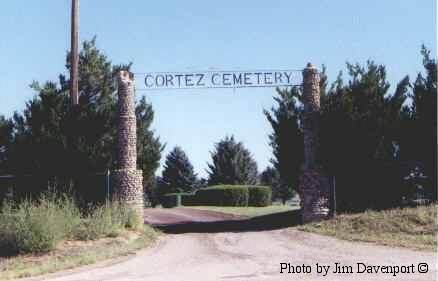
[[302, 63, 321, 110], [117, 70, 135, 87], [303, 62, 319, 75]]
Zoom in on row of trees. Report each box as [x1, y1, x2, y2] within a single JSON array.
[[0, 39, 163, 203], [157, 46, 437, 211], [155, 136, 259, 203], [262, 47, 437, 210], [0, 39, 436, 211], [0, 38, 262, 205]]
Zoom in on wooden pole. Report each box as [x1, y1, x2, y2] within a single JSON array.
[[70, 0, 79, 105]]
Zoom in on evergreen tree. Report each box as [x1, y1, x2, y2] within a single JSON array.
[[400, 46, 437, 200], [136, 96, 164, 202], [207, 136, 258, 185], [264, 68, 327, 203], [0, 115, 12, 174], [4, 38, 163, 202], [259, 166, 280, 201], [263, 87, 303, 203], [320, 61, 410, 211], [159, 146, 197, 195]]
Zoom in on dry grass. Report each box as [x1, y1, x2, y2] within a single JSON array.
[[299, 205, 437, 251], [0, 226, 158, 280]]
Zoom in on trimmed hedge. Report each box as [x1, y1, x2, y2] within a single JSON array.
[[161, 193, 196, 208], [161, 193, 182, 208], [195, 186, 249, 206], [181, 194, 198, 206], [248, 186, 272, 207], [162, 186, 273, 207]]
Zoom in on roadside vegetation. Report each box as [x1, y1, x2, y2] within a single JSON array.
[[0, 229, 156, 280], [299, 205, 437, 251], [0, 192, 158, 280], [161, 185, 273, 208]]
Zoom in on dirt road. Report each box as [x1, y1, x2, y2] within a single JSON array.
[[24, 228, 436, 281], [143, 207, 245, 226]]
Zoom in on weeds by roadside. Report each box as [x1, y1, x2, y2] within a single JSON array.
[[74, 201, 143, 240], [0, 192, 146, 255], [299, 205, 437, 251], [0, 226, 157, 280]]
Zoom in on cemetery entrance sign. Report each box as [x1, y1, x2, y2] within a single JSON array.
[[140, 69, 301, 90], [124, 64, 332, 223]]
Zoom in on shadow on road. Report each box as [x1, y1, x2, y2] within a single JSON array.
[[153, 210, 302, 234]]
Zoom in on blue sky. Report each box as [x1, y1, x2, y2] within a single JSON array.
[[0, 0, 436, 177]]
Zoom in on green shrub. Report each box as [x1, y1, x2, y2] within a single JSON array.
[[161, 193, 192, 208], [195, 185, 249, 206], [74, 205, 120, 240], [0, 193, 81, 254], [181, 193, 198, 206], [0, 202, 20, 254], [248, 186, 272, 207], [123, 207, 143, 230], [0, 193, 144, 255], [181, 185, 271, 207], [161, 194, 179, 208], [73, 201, 141, 240]]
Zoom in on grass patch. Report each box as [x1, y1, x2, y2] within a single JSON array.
[[181, 205, 298, 218], [298, 205, 437, 251], [0, 193, 81, 255], [0, 226, 157, 280], [73, 201, 143, 241], [0, 192, 158, 279], [0, 193, 144, 255]]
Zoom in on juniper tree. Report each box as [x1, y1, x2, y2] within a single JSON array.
[[400, 46, 437, 200], [207, 136, 258, 185], [0, 116, 12, 174], [264, 88, 303, 203], [159, 146, 197, 194], [5, 38, 163, 202], [259, 166, 280, 201], [319, 61, 410, 211]]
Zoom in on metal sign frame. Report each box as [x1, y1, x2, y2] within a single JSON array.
[[135, 69, 303, 91]]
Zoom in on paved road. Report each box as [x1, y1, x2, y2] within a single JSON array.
[[23, 226, 436, 281]]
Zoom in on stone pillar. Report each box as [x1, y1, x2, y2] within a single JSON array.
[[298, 63, 331, 223], [112, 71, 144, 215]]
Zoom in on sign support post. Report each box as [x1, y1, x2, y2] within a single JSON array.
[[70, 0, 79, 105]]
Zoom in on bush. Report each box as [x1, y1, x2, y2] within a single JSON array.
[[159, 186, 273, 207], [123, 207, 143, 229], [0, 193, 81, 255], [181, 193, 198, 206], [195, 185, 249, 206], [73, 201, 142, 240], [0, 202, 21, 254], [161, 192, 198, 208], [161, 193, 182, 208], [248, 186, 272, 207], [0, 193, 144, 255]]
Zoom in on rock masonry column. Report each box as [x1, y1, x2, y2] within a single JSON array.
[[298, 63, 331, 223], [112, 71, 144, 215]]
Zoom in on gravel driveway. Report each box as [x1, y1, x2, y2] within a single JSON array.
[[22, 229, 436, 281], [143, 208, 245, 226]]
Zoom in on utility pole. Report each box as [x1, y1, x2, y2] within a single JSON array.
[[70, 0, 79, 105]]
